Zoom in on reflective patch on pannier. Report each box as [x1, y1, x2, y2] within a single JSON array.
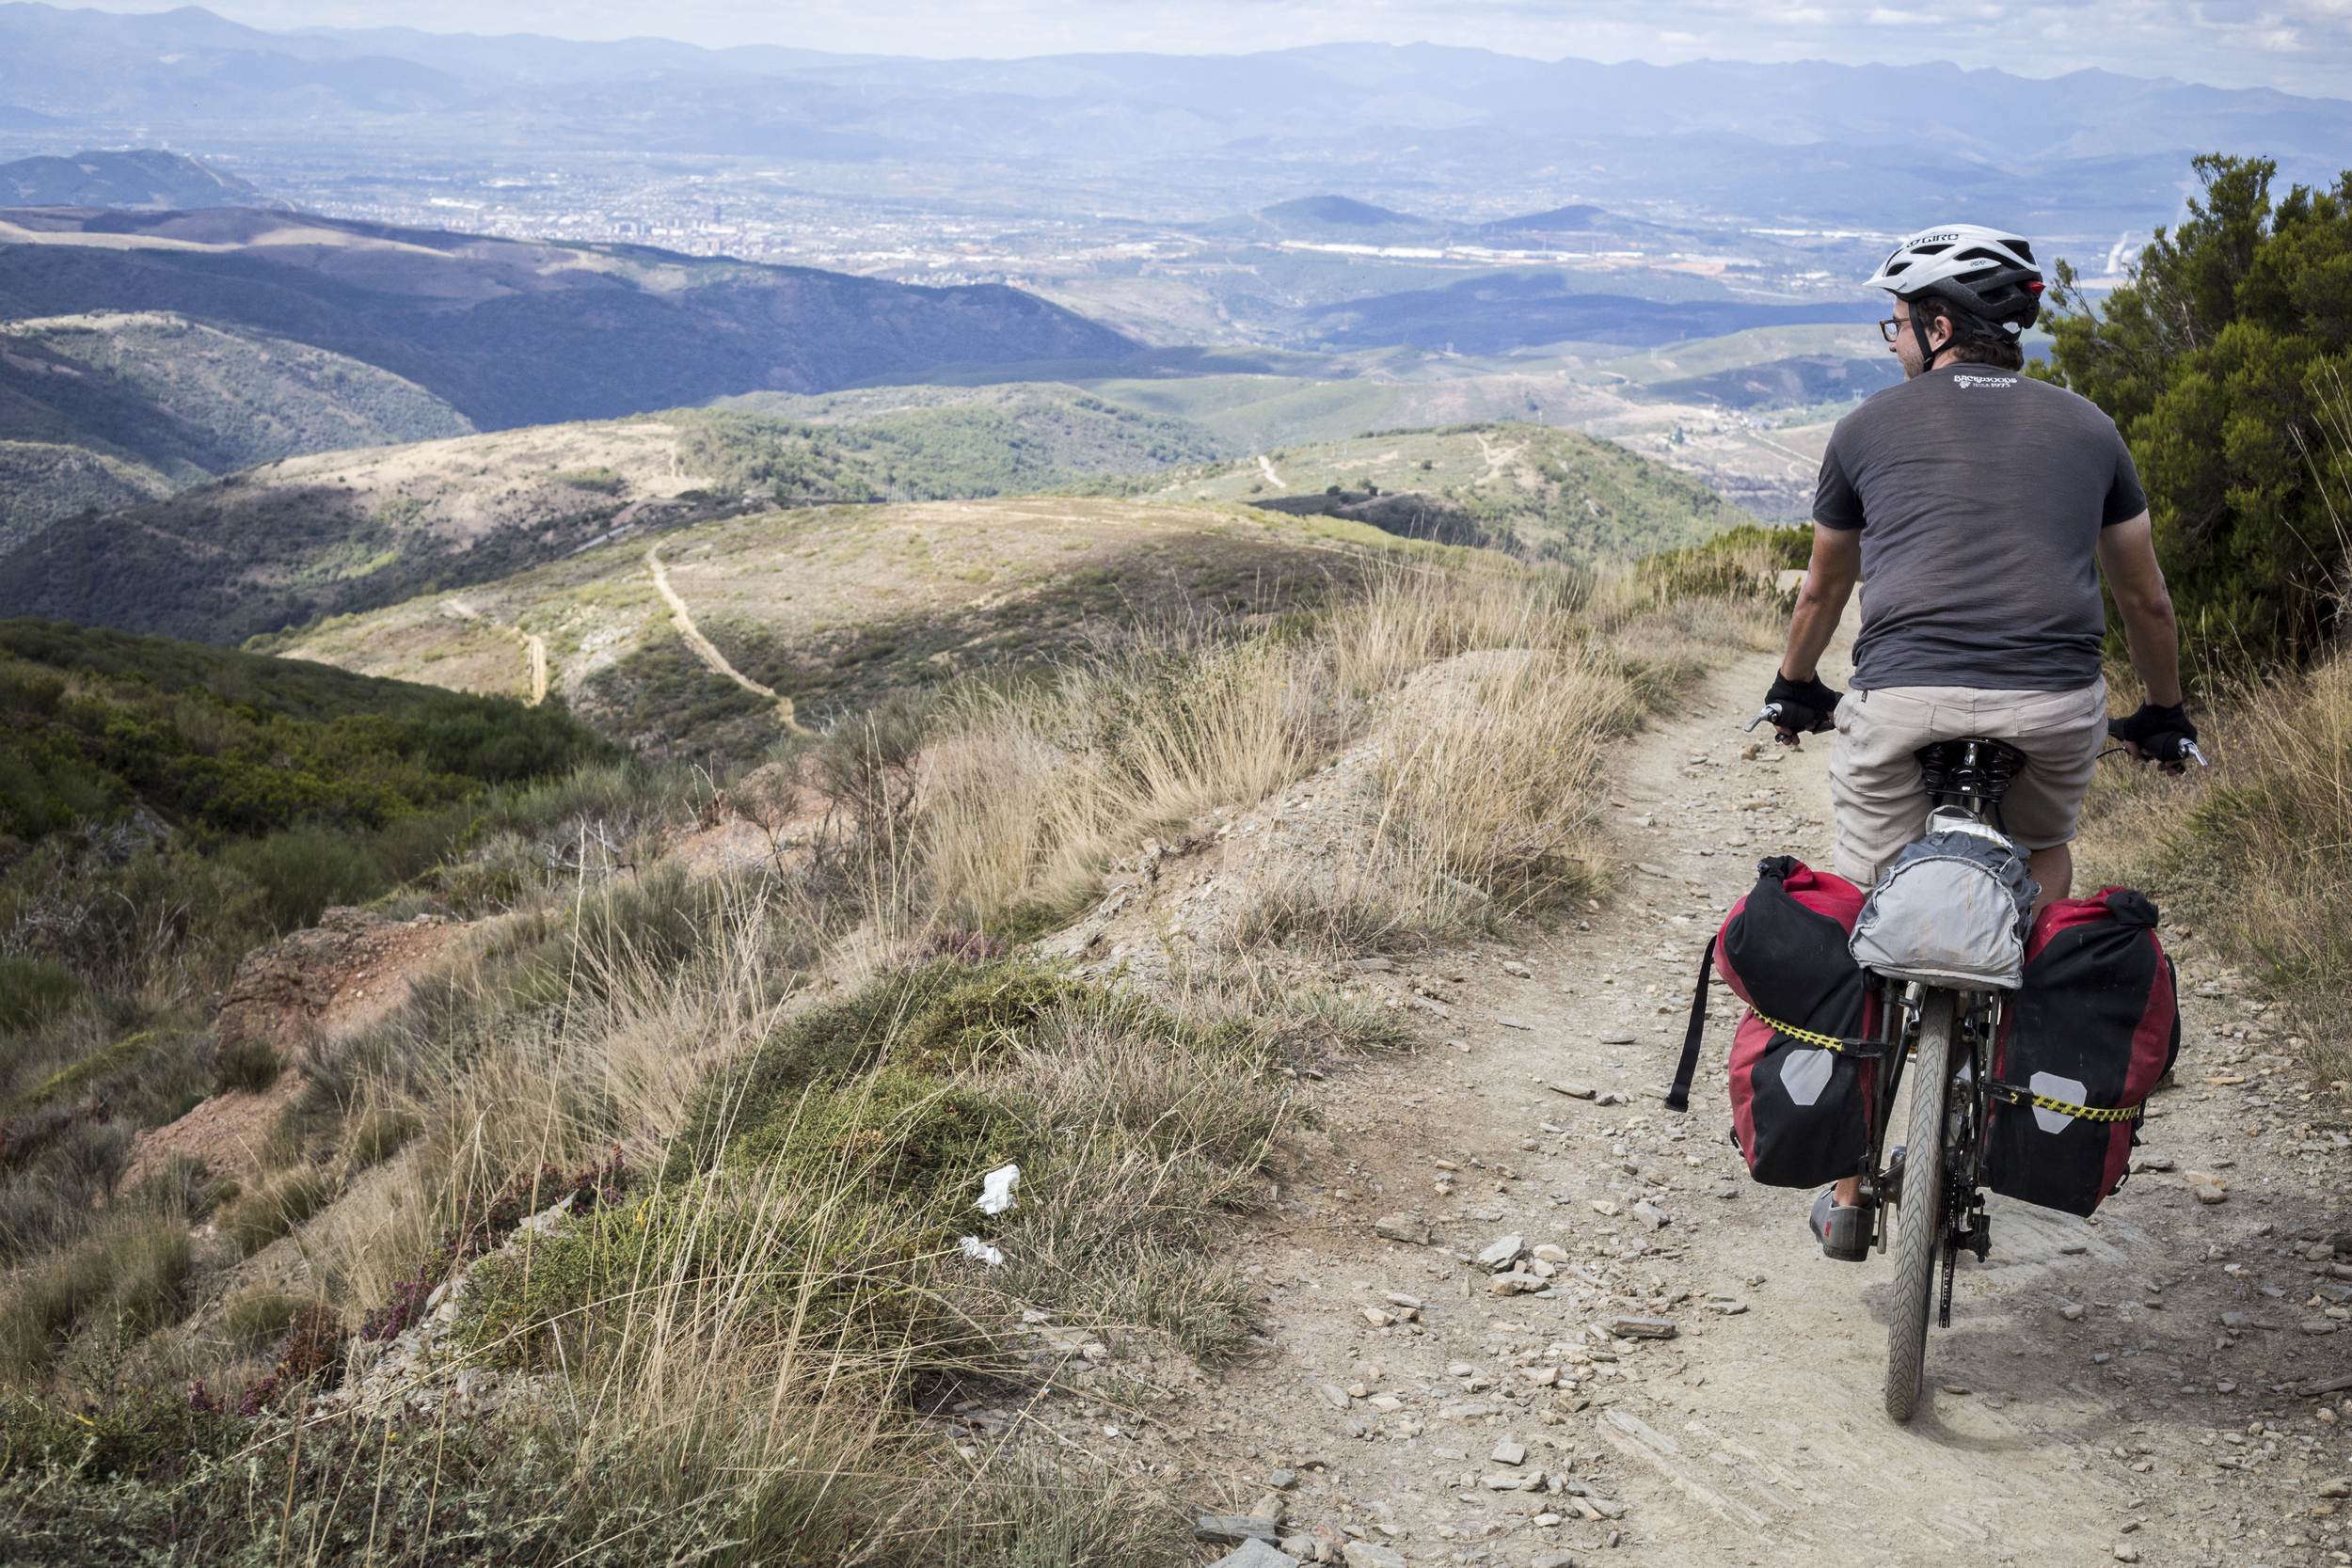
[[1781, 1047, 1836, 1107], [2028, 1071, 2086, 1134]]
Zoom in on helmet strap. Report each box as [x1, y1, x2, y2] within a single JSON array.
[[1912, 309, 1952, 373]]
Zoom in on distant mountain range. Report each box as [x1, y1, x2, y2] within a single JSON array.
[[2, 8, 2348, 228], [0, 148, 279, 210], [0, 207, 1139, 429], [1208, 196, 1613, 247]]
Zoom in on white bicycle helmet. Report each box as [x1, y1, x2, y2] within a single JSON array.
[[1867, 225, 2045, 367]]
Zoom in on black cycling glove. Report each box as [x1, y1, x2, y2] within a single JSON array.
[[2107, 702, 2195, 748], [1765, 672, 1842, 736], [2108, 702, 2199, 768]]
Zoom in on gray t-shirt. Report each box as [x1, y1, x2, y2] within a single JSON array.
[[1813, 365, 2147, 691]]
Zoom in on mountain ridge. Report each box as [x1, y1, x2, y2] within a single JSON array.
[[0, 149, 280, 211], [0, 207, 1142, 429]]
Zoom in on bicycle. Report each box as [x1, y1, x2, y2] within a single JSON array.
[[1741, 707, 2205, 1420]]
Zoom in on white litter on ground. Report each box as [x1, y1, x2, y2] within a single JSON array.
[[978, 1164, 1021, 1214]]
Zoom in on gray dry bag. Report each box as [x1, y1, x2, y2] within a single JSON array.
[[1848, 809, 2039, 990]]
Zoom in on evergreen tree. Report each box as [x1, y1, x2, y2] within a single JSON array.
[[2035, 154, 2352, 668]]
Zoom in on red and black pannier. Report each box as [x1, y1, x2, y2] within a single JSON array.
[[1984, 888, 2180, 1216], [1669, 857, 1881, 1188]]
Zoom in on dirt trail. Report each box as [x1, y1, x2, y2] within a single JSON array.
[[1261, 454, 1286, 489], [525, 633, 548, 705], [1140, 621, 2352, 1568], [646, 541, 802, 729]]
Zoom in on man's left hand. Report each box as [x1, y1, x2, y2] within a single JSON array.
[[1764, 672, 1843, 746]]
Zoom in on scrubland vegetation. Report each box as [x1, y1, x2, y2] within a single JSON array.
[[2082, 630, 2352, 1080], [0, 531, 1790, 1564], [2071, 297, 2352, 1077]]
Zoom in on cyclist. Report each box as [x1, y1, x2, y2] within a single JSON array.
[[1758, 225, 2190, 1260]]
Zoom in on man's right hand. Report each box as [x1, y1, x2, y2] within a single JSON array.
[[2108, 703, 2201, 775], [1763, 672, 1843, 746]]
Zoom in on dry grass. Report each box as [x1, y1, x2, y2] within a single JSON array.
[[2079, 648, 2352, 1077], [0, 540, 1792, 1560], [918, 561, 1778, 948]]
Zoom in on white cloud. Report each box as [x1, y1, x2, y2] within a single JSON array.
[[84, 0, 2352, 95]]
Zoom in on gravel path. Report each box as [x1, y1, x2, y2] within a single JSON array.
[[1109, 622, 2352, 1568]]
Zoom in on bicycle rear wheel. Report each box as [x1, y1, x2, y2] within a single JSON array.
[[1884, 989, 1956, 1422]]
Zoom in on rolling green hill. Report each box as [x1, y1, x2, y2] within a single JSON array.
[[0, 310, 475, 548], [264, 494, 1456, 768], [1090, 420, 1748, 565], [0, 617, 611, 850], [0, 393, 1235, 648]]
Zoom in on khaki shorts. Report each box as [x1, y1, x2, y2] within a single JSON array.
[[1829, 680, 2107, 888]]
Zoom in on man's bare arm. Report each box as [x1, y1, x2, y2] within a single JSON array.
[[1779, 525, 1864, 681], [2095, 512, 2183, 707]]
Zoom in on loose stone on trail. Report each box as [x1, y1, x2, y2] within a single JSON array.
[[1477, 1234, 1528, 1270], [1206, 1542, 1298, 1568]]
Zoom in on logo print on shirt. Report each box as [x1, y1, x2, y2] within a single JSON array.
[[1950, 373, 2020, 389]]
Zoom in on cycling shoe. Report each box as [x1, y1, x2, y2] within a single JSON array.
[[1809, 1189, 1871, 1262]]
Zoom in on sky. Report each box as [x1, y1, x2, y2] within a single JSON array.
[[87, 0, 2352, 94]]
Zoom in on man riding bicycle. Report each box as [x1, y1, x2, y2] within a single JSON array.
[[1760, 225, 2190, 1260]]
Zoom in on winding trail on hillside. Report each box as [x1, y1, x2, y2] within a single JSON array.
[[1260, 454, 1286, 489], [1472, 430, 1522, 486], [646, 541, 802, 730], [524, 634, 548, 705], [1064, 606, 2333, 1568]]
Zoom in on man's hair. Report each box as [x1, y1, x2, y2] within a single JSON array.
[[1909, 293, 2026, 371]]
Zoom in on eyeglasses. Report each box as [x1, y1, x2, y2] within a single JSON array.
[[1877, 318, 1907, 343]]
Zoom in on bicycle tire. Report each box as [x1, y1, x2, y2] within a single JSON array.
[[1884, 989, 1956, 1422]]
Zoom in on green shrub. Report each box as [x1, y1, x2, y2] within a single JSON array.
[[667, 958, 1076, 1179], [457, 1166, 994, 1375], [210, 1035, 284, 1095], [895, 965, 1091, 1073], [1633, 522, 1809, 602], [0, 958, 76, 1035], [220, 1170, 336, 1256], [729, 1069, 1035, 1214], [214, 827, 394, 934], [0, 1217, 192, 1375]]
